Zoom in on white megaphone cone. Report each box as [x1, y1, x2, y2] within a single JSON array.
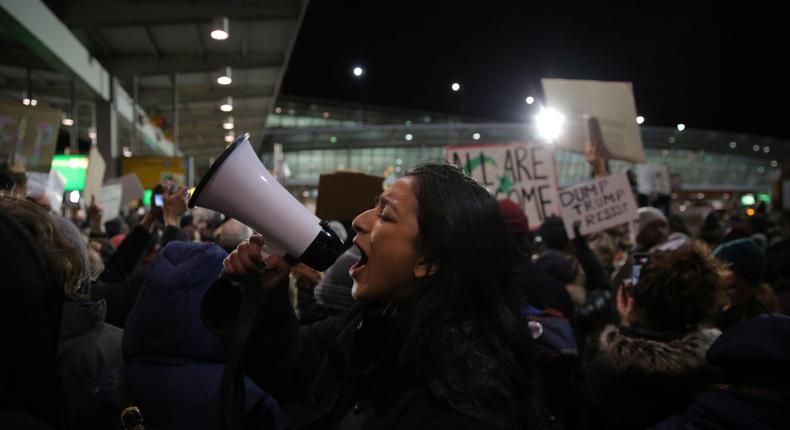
[[188, 133, 343, 271]]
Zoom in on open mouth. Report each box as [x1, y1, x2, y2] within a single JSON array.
[[349, 243, 368, 279]]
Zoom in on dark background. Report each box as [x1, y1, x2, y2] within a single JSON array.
[[283, 1, 787, 137]]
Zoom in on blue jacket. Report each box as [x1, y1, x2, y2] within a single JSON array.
[[71, 242, 283, 430]]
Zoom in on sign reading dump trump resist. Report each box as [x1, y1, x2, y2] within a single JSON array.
[[445, 142, 560, 228], [558, 172, 638, 239]]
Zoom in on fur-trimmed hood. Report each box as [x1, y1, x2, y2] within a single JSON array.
[[598, 325, 721, 375]]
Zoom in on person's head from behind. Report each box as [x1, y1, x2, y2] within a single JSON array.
[[218, 218, 253, 253], [538, 215, 568, 251], [0, 193, 85, 296], [636, 207, 668, 249], [706, 314, 790, 410], [497, 198, 531, 256], [713, 238, 766, 288], [619, 241, 722, 332]]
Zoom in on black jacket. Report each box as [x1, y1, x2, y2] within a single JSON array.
[[586, 325, 721, 430], [651, 389, 790, 430], [57, 299, 123, 408], [203, 281, 518, 430]]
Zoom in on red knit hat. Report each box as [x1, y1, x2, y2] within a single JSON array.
[[497, 199, 529, 234]]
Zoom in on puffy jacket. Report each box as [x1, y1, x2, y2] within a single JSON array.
[[71, 242, 282, 429]]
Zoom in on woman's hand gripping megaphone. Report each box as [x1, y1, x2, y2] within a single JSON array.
[[223, 234, 291, 291]]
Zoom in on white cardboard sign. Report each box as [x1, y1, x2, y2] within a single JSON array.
[[26, 170, 66, 213], [98, 183, 123, 223], [557, 172, 638, 238], [542, 78, 646, 163], [446, 142, 560, 228], [83, 146, 106, 206]]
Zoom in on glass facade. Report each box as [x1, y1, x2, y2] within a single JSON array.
[[261, 124, 778, 191]]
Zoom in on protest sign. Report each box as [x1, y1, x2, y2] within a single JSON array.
[[557, 172, 638, 238], [103, 173, 145, 205], [98, 183, 123, 223], [83, 146, 106, 205], [26, 170, 66, 213], [636, 164, 671, 195], [316, 171, 384, 221], [446, 142, 560, 227], [0, 101, 60, 172], [541, 79, 645, 163]]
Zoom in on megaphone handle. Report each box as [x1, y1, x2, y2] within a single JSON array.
[[218, 270, 266, 430]]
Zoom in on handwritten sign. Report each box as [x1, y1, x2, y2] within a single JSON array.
[[557, 172, 638, 238], [446, 142, 560, 228]]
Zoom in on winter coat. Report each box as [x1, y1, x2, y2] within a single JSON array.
[[203, 281, 522, 430], [71, 241, 282, 430], [586, 325, 721, 430], [651, 389, 790, 430], [0, 207, 65, 429], [512, 253, 575, 319], [57, 298, 123, 408], [93, 224, 190, 327]]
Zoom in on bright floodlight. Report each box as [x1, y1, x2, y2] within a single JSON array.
[[451, 82, 460, 92], [472, 132, 481, 140], [22, 98, 30, 106], [405, 133, 413, 141], [636, 115, 645, 125], [217, 67, 232, 85], [222, 116, 234, 130], [69, 190, 80, 204], [353, 66, 364, 77], [61, 115, 74, 127], [676, 123, 686, 132], [210, 17, 229, 40], [535, 108, 565, 142], [30, 99, 37, 106], [525, 96, 535, 105]]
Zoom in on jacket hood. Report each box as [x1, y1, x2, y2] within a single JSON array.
[[59, 299, 107, 356], [599, 325, 720, 375], [123, 241, 227, 363]]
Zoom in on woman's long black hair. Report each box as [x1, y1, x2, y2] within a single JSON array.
[[392, 162, 548, 427]]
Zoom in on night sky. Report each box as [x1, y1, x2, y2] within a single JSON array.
[[283, 1, 788, 139]]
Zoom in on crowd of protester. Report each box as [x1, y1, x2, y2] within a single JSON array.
[[1, 162, 789, 430]]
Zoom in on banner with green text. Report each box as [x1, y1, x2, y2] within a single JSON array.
[[446, 142, 560, 229]]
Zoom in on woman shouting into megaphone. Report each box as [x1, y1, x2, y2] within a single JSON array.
[[203, 162, 552, 430]]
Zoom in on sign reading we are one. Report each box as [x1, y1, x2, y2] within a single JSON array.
[[446, 142, 560, 228]]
